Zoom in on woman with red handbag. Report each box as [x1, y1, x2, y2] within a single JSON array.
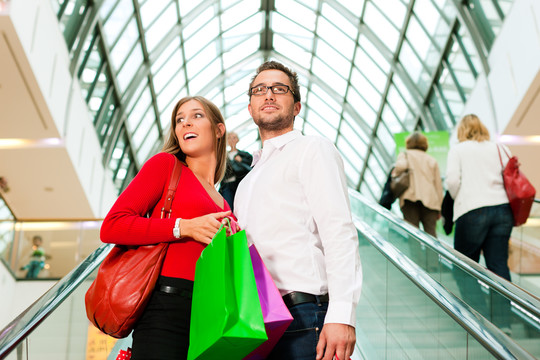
[[100, 96, 232, 359], [446, 114, 513, 331]]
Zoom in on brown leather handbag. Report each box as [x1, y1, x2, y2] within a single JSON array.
[[85, 157, 182, 338], [390, 151, 410, 198]]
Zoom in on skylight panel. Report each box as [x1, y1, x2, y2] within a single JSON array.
[[127, 88, 152, 131], [223, 35, 259, 69], [350, 69, 381, 118], [337, 135, 363, 167], [182, 7, 214, 40], [316, 40, 351, 79], [354, 48, 387, 93], [337, 0, 365, 17], [273, 35, 312, 70], [189, 59, 221, 95], [186, 44, 218, 80], [375, 0, 407, 28], [221, 0, 259, 31], [275, 0, 317, 31], [151, 38, 181, 74], [183, 17, 219, 60], [116, 45, 143, 91], [145, 2, 177, 52], [179, 0, 205, 17], [312, 57, 347, 95], [140, 0, 171, 29], [109, 19, 139, 71], [346, 87, 376, 128], [102, 0, 133, 47], [137, 125, 159, 164], [363, 2, 400, 52], [272, 12, 314, 45], [320, 3, 358, 42]]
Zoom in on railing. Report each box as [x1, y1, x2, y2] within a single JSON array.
[[354, 218, 534, 359], [350, 190, 540, 357], [0, 244, 112, 359]]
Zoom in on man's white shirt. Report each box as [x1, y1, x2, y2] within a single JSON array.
[[234, 130, 362, 326]]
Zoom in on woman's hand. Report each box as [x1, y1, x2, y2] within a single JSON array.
[[180, 211, 231, 244]]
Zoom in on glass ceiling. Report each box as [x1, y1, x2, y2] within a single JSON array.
[[52, 0, 514, 200]]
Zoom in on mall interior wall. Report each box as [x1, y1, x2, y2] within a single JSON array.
[[3, 0, 117, 219], [462, 0, 540, 139]]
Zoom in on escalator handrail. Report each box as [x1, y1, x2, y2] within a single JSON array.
[[355, 218, 535, 360], [0, 243, 113, 359], [349, 190, 540, 320]]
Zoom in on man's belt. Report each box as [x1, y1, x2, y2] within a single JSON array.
[[282, 291, 329, 308]]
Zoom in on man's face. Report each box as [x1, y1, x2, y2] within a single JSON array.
[[227, 132, 239, 148], [248, 70, 301, 132]]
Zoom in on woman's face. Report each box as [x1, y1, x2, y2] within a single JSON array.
[[175, 99, 220, 158]]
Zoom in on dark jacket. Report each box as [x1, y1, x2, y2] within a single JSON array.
[[379, 167, 397, 210]]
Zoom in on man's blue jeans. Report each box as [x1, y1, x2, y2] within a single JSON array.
[[268, 300, 328, 360]]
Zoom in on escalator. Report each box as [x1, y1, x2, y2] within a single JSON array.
[[0, 190, 539, 359]]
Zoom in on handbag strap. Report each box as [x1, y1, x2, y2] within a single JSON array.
[[161, 157, 182, 219], [496, 144, 511, 170]]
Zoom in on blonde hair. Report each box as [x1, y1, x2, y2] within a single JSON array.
[[457, 114, 490, 142], [162, 96, 227, 183]]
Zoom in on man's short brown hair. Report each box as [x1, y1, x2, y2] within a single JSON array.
[[249, 61, 301, 103]]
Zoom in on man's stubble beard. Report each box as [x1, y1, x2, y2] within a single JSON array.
[[253, 112, 294, 132]]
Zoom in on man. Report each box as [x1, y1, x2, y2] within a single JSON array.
[[234, 61, 362, 360], [218, 131, 252, 211]]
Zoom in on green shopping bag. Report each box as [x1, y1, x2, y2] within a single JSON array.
[[187, 225, 267, 360]]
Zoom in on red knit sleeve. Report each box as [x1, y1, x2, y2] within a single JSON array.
[[100, 153, 177, 245]]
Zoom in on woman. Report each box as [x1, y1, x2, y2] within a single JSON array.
[[393, 132, 443, 237], [100, 96, 231, 359], [446, 114, 513, 281]]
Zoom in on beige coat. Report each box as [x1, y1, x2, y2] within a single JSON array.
[[392, 149, 443, 211]]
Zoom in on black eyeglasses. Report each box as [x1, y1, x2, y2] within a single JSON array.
[[249, 85, 295, 96]]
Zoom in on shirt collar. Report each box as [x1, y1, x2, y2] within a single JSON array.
[[252, 130, 302, 166]]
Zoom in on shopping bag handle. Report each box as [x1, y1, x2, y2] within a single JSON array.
[[220, 216, 240, 235]]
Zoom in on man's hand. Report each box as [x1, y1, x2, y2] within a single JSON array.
[[316, 323, 355, 360]]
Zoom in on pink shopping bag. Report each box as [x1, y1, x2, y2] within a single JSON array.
[[244, 245, 293, 360]]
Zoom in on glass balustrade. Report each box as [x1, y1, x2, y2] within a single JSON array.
[[0, 220, 102, 280], [350, 191, 540, 357]]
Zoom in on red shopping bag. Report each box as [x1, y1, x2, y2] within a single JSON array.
[[116, 347, 131, 360], [244, 245, 293, 359]]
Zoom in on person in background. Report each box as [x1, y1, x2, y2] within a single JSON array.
[[219, 131, 252, 212], [100, 96, 231, 359], [392, 132, 443, 238], [446, 114, 513, 282], [234, 61, 362, 360], [21, 235, 47, 278], [446, 114, 513, 332]]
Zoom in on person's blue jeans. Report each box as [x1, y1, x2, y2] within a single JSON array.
[[25, 260, 44, 279], [453, 203, 513, 328], [268, 300, 328, 360], [454, 203, 513, 280]]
